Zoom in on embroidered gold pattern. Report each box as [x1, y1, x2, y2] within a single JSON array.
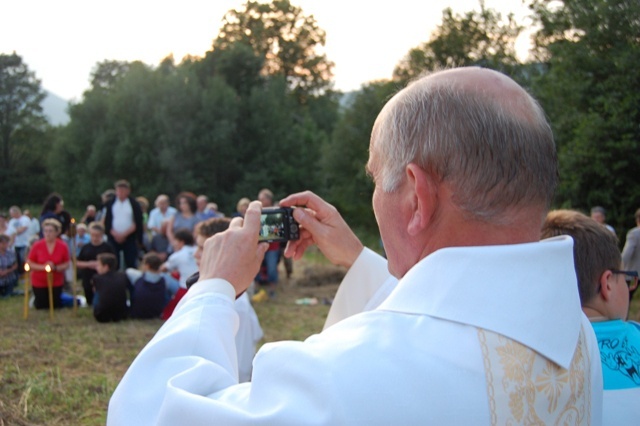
[[478, 327, 591, 425]]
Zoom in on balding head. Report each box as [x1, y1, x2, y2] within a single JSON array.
[[370, 67, 557, 224]]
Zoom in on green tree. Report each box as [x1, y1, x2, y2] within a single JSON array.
[[214, 0, 334, 97], [232, 76, 323, 201], [529, 0, 640, 232], [90, 60, 132, 92], [393, 1, 522, 82], [322, 81, 401, 235], [0, 52, 50, 205], [194, 42, 265, 98]]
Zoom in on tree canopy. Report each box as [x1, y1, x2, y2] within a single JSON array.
[[393, 1, 522, 82], [214, 0, 334, 97], [0, 52, 50, 206], [529, 0, 640, 232]]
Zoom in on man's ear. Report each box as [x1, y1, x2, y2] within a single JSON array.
[[405, 163, 437, 236], [599, 269, 614, 301]]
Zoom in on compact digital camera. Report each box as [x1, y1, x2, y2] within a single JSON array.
[[259, 207, 300, 243]]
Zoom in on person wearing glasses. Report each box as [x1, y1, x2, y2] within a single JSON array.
[[542, 209, 640, 425]]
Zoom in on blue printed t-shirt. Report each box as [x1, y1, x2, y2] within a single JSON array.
[[592, 319, 640, 390]]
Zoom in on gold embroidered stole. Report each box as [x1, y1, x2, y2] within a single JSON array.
[[478, 327, 591, 425]]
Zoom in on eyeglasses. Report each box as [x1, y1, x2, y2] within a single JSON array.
[[611, 269, 639, 291]]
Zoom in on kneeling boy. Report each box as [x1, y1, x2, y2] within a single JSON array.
[[93, 253, 129, 322]]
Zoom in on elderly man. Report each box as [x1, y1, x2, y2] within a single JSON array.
[[147, 194, 177, 237], [108, 68, 602, 424], [542, 209, 640, 424], [591, 206, 616, 234]]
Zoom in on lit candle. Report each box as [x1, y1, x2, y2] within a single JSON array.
[[45, 264, 54, 320], [23, 263, 30, 320]]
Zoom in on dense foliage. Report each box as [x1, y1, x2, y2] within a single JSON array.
[[1, 0, 638, 238], [528, 0, 640, 233], [393, 2, 522, 82], [0, 53, 51, 205]]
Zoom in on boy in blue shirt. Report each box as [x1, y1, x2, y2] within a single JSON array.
[[542, 209, 640, 425]]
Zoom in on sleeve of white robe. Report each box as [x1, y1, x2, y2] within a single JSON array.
[[107, 279, 338, 426], [234, 292, 263, 383], [323, 247, 397, 329]]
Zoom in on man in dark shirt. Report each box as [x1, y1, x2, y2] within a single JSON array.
[[77, 223, 115, 306]]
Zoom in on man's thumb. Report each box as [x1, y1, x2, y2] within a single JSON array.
[[292, 208, 319, 234]]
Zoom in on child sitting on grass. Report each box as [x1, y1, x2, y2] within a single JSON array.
[[129, 253, 167, 320], [92, 253, 129, 323]]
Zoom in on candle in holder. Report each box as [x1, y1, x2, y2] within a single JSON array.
[[23, 263, 30, 320], [70, 219, 78, 312], [45, 264, 54, 320]]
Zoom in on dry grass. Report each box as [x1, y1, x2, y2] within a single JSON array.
[[0, 257, 344, 425]]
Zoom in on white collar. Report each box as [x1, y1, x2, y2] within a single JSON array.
[[378, 236, 581, 369]]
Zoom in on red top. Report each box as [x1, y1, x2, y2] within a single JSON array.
[[28, 238, 70, 288]]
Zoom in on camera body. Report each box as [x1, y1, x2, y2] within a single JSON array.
[[260, 207, 300, 243]]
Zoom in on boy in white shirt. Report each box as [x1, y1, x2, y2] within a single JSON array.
[[161, 228, 198, 289]]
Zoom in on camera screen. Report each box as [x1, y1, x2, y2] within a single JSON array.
[[259, 211, 287, 242]]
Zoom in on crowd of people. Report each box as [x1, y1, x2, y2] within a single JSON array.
[[0, 184, 285, 317], [1, 184, 272, 382]]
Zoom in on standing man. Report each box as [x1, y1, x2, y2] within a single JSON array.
[[591, 206, 616, 234], [622, 208, 640, 277], [109, 68, 602, 424], [104, 180, 143, 269], [255, 188, 280, 298], [7, 206, 31, 274]]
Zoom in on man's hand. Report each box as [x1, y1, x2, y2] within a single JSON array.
[[198, 201, 269, 295], [279, 191, 363, 268], [110, 230, 125, 244]]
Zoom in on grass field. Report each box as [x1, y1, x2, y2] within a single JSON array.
[[0, 256, 342, 425]]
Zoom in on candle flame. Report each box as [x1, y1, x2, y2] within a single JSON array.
[[45, 264, 52, 273], [24, 263, 30, 272], [71, 218, 76, 224]]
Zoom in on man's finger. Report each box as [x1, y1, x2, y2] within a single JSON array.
[[292, 208, 325, 238], [280, 191, 334, 220], [242, 201, 263, 236]]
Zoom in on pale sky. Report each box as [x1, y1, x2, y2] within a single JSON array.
[[1, 0, 531, 101]]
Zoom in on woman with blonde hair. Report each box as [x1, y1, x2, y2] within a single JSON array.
[[27, 218, 70, 309]]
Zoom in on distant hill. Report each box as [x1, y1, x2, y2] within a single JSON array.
[[42, 91, 70, 126]]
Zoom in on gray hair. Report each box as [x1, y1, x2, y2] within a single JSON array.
[[371, 73, 558, 222]]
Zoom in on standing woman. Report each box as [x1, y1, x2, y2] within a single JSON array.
[[39, 193, 67, 237], [27, 219, 70, 309], [166, 193, 198, 248]]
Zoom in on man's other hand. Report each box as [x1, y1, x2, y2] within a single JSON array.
[[280, 191, 363, 268]]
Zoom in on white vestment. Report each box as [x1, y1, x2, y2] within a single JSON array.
[[108, 236, 602, 425]]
